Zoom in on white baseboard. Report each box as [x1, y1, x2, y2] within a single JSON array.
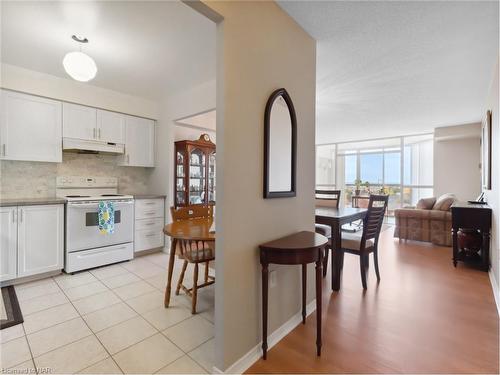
[[213, 299, 317, 374], [488, 270, 500, 317]]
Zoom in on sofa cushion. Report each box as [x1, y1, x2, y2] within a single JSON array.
[[395, 208, 431, 219], [432, 194, 457, 211], [416, 197, 436, 210]]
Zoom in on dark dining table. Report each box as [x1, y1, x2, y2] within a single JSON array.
[[315, 207, 368, 291]]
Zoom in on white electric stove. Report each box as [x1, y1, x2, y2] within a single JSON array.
[[56, 176, 134, 273]]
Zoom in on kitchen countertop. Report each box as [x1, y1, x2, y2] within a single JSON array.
[[0, 197, 67, 207], [133, 194, 166, 199]]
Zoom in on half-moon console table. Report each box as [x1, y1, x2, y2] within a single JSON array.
[[259, 231, 328, 359]]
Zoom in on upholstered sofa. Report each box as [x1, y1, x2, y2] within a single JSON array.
[[394, 194, 457, 246]]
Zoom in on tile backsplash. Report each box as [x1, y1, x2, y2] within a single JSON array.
[[0, 152, 153, 199]]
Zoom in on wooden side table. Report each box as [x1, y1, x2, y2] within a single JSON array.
[[451, 202, 492, 271], [259, 231, 328, 359]]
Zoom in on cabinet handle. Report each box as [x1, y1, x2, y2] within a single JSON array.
[[144, 202, 156, 205], [145, 233, 157, 238], [93, 128, 96, 139], [19, 209, 23, 223], [12, 210, 16, 223], [98, 128, 101, 139], [2, 144, 5, 156]]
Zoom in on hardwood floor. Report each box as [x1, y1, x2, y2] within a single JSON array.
[[247, 228, 499, 374]]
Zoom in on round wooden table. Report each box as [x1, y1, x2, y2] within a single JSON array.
[[163, 217, 215, 307]]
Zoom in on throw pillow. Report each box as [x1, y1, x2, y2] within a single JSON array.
[[416, 197, 436, 210], [433, 193, 457, 211]]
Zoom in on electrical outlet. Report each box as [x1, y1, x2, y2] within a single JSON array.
[[270, 270, 277, 288]]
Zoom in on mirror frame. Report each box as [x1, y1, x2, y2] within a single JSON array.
[[263, 88, 297, 199]]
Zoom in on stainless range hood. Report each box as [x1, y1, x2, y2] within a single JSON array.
[[63, 138, 125, 154]]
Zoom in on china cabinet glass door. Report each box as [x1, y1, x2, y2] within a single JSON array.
[[208, 151, 216, 204], [189, 148, 206, 205], [176, 150, 186, 206]]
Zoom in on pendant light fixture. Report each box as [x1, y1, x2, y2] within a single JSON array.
[[63, 35, 97, 82]]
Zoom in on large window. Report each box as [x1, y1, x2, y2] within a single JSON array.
[[315, 133, 433, 215], [316, 144, 336, 189], [360, 153, 383, 184]]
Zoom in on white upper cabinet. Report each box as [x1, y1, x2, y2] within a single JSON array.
[[97, 110, 125, 144], [120, 116, 155, 167], [0, 207, 18, 282], [17, 204, 64, 278], [63, 102, 97, 141], [0, 90, 62, 162]]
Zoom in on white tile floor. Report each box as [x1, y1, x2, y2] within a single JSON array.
[[1, 252, 215, 374]]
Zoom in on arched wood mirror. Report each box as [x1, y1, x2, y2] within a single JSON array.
[[264, 88, 297, 198]]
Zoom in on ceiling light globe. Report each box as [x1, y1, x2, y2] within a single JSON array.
[[63, 51, 97, 82]]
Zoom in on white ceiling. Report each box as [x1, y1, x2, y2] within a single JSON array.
[[176, 109, 216, 130], [1, 1, 216, 101], [278, 1, 499, 143]]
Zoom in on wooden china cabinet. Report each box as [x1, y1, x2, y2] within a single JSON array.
[[174, 134, 216, 207]]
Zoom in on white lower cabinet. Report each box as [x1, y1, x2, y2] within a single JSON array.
[[134, 198, 165, 253], [0, 207, 18, 282], [0, 204, 64, 282]]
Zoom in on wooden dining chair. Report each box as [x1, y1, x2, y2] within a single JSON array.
[[333, 195, 388, 289], [170, 205, 215, 314], [315, 189, 341, 208], [314, 190, 341, 276], [176, 239, 215, 314]]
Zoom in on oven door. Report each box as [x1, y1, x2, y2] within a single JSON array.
[[66, 200, 134, 252]]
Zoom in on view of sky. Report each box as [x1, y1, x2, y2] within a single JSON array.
[[345, 152, 402, 185]]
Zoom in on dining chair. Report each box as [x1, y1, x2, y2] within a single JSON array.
[[315, 190, 341, 277], [170, 205, 214, 313], [333, 194, 388, 289], [176, 238, 215, 314], [315, 189, 341, 208]]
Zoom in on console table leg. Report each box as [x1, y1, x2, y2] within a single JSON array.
[[262, 263, 269, 359], [302, 264, 307, 324], [315, 258, 322, 356]]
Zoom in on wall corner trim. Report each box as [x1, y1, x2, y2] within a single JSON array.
[[488, 270, 500, 317], [213, 300, 316, 374]]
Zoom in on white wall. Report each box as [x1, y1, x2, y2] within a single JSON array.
[[174, 124, 215, 142], [484, 57, 499, 292], [194, 1, 317, 371], [434, 123, 481, 201], [0, 64, 159, 119], [148, 79, 216, 220]]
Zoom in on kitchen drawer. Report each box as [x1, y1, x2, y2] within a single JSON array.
[[135, 199, 164, 220], [135, 217, 164, 232], [135, 228, 164, 252]]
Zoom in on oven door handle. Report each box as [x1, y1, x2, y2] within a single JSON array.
[[68, 200, 134, 208]]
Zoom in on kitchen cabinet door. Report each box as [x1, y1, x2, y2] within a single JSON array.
[[97, 110, 125, 144], [0, 207, 17, 282], [17, 205, 63, 278], [0, 90, 62, 162], [121, 116, 155, 167], [63, 102, 97, 141]]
